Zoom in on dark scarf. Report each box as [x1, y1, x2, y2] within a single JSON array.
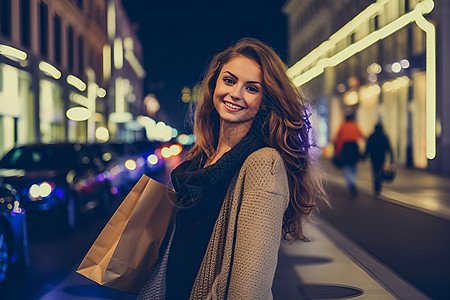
[[166, 110, 269, 299]]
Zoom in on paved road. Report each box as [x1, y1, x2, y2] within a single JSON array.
[[320, 182, 450, 300], [0, 213, 111, 299], [0, 165, 171, 300]]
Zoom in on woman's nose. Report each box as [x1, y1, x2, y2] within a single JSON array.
[[230, 85, 243, 100]]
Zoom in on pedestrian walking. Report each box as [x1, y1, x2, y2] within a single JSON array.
[[364, 122, 394, 196], [334, 113, 365, 197], [137, 38, 327, 299]]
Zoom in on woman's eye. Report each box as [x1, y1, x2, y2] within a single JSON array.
[[223, 78, 234, 85], [246, 86, 259, 93]]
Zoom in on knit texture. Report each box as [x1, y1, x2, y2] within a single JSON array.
[[137, 217, 176, 299], [190, 147, 289, 299], [166, 115, 267, 298]]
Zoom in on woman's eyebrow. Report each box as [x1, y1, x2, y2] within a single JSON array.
[[224, 71, 263, 86]]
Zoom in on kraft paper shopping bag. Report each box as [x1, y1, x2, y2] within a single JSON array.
[[76, 174, 177, 295]]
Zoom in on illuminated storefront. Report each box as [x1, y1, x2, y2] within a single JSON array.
[[0, 63, 34, 157], [284, 0, 439, 170], [39, 78, 64, 143], [0, 0, 145, 157], [67, 91, 89, 143]]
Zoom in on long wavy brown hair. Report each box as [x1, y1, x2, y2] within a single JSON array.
[[186, 37, 327, 241]]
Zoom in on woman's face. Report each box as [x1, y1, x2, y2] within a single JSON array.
[[213, 55, 263, 127]]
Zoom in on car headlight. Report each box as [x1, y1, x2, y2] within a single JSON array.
[[147, 154, 159, 165], [29, 181, 54, 201], [124, 159, 137, 170]]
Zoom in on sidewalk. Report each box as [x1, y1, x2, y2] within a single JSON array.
[[322, 159, 450, 221], [272, 158, 449, 300], [273, 221, 431, 300], [37, 159, 448, 299]]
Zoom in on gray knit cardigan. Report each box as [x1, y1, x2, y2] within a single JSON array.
[[138, 147, 289, 299], [190, 147, 289, 299]]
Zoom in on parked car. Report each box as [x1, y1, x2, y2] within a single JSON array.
[[86, 141, 167, 199], [0, 143, 110, 231], [0, 183, 28, 286], [106, 142, 159, 187], [132, 140, 166, 174], [87, 143, 128, 198]]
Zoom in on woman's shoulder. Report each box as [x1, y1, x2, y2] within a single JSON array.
[[245, 147, 282, 162], [242, 147, 284, 170], [240, 147, 288, 194]]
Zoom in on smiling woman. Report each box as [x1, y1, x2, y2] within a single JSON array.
[[137, 37, 327, 300], [213, 56, 263, 126]]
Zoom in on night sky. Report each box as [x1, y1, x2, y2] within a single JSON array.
[[122, 0, 287, 132]]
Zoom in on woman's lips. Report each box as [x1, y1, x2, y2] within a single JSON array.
[[222, 100, 245, 111]]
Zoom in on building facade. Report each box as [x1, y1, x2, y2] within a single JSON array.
[[105, 0, 146, 143], [283, 0, 450, 174], [0, 0, 145, 157]]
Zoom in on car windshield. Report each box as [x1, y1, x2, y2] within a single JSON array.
[[0, 145, 77, 170]]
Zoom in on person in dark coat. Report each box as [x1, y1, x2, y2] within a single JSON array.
[[364, 122, 394, 195]]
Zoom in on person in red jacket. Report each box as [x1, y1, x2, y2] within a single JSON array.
[[334, 113, 365, 196]]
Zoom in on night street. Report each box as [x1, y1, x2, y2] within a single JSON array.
[[320, 183, 450, 300], [0, 212, 112, 299], [0, 156, 177, 300], [1, 0, 450, 299], [1, 159, 449, 299]]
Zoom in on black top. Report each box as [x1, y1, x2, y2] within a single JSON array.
[[166, 111, 268, 299]]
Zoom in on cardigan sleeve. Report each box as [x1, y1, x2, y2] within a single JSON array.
[[227, 148, 289, 299]]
